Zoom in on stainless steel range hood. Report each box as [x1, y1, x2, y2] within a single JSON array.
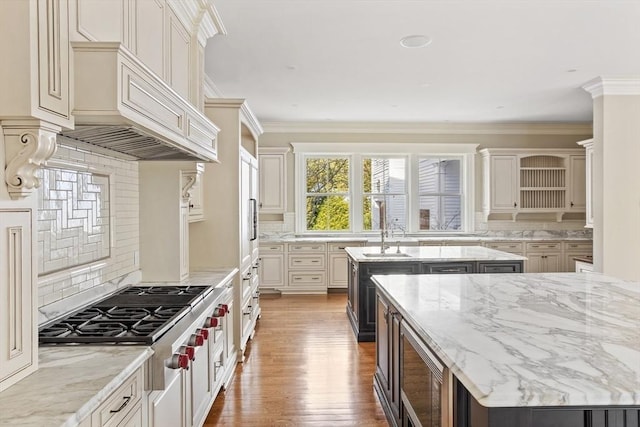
[[61, 42, 219, 162]]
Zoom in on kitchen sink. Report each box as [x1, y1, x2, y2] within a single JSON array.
[[363, 252, 411, 257]]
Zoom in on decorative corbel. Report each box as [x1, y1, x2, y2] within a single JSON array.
[[3, 120, 60, 200], [181, 162, 205, 202]]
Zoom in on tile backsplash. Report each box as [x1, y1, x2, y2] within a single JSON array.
[[37, 140, 140, 308]]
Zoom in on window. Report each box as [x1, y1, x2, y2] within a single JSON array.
[[292, 143, 476, 234], [362, 157, 407, 233], [418, 157, 462, 231], [304, 156, 350, 231]]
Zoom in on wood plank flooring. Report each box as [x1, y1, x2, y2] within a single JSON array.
[[204, 293, 388, 426]]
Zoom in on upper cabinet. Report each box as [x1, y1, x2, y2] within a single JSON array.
[[576, 139, 594, 228], [68, 0, 224, 108], [481, 149, 587, 222], [258, 147, 289, 214], [0, 0, 72, 128]]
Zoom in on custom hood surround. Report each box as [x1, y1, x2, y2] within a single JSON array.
[[60, 42, 220, 162]]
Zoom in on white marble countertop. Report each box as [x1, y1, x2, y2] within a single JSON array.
[[345, 245, 527, 262], [0, 346, 153, 427], [372, 272, 640, 407]]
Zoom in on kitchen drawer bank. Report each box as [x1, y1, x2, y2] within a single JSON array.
[[0, 346, 152, 427], [345, 246, 526, 342]]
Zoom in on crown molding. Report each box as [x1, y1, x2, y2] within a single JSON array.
[[261, 121, 593, 136], [203, 74, 224, 99], [204, 98, 264, 138], [582, 77, 640, 98], [197, 1, 227, 46]]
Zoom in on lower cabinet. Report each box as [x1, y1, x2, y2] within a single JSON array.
[[91, 367, 145, 427], [328, 242, 364, 289], [149, 371, 187, 427], [286, 242, 326, 293], [375, 293, 402, 424], [258, 243, 285, 290], [524, 242, 562, 273]]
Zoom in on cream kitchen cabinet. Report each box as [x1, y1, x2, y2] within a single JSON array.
[[481, 153, 518, 219], [577, 139, 594, 228], [481, 149, 586, 221], [524, 241, 562, 273], [328, 242, 365, 289], [91, 367, 144, 427], [259, 147, 289, 214], [0, 210, 36, 392], [286, 243, 327, 294], [484, 241, 525, 256], [563, 241, 593, 272], [259, 243, 286, 290]]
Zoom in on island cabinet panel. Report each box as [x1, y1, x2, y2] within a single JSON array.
[[348, 262, 420, 342], [422, 262, 474, 274], [374, 293, 402, 425], [456, 381, 640, 427], [477, 262, 522, 273]]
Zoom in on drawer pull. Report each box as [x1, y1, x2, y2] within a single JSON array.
[[270, 247, 279, 250], [438, 268, 465, 272], [109, 396, 131, 413], [294, 260, 302, 263], [311, 260, 319, 263]]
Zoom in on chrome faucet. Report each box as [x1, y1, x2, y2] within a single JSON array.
[[375, 199, 386, 254]]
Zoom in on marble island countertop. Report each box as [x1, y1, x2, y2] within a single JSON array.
[[346, 245, 527, 262], [0, 346, 153, 427], [372, 272, 640, 407]]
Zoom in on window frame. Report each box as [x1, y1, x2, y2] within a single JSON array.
[[292, 142, 477, 235]]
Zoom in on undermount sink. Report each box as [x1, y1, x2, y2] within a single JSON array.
[[363, 252, 411, 257]]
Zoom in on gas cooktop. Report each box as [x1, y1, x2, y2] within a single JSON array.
[[39, 285, 213, 345]]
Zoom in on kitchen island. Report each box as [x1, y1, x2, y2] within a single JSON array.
[[372, 272, 640, 427], [345, 245, 526, 341]]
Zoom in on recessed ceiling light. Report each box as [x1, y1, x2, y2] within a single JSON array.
[[291, 104, 298, 107], [400, 35, 432, 48], [286, 65, 297, 70], [567, 69, 578, 73], [496, 106, 504, 109]]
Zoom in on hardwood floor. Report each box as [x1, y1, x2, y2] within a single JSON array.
[[204, 293, 389, 426]]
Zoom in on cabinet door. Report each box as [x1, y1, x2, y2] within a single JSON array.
[[525, 254, 544, 273], [259, 149, 287, 214], [568, 155, 586, 211], [526, 254, 561, 273], [149, 372, 187, 427], [490, 155, 518, 210], [584, 145, 594, 227], [166, 9, 190, 100], [376, 295, 391, 390], [259, 254, 285, 289], [0, 211, 34, 390], [328, 253, 349, 288], [240, 155, 252, 270]]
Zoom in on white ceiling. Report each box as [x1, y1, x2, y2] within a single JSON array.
[[204, 0, 640, 125]]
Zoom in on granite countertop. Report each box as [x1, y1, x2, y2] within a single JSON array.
[[345, 245, 527, 262], [372, 272, 640, 407], [0, 347, 153, 427]]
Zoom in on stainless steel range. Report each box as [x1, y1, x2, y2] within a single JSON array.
[[39, 284, 232, 391], [40, 286, 213, 345]]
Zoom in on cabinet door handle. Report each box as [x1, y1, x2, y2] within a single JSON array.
[[338, 246, 346, 250], [570, 201, 574, 207], [437, 268, 465, 272], [311, 260, 319, 263], [514, 202, 517, 207], [109, 396, 131, 413]]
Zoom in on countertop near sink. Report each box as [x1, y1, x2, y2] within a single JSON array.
[[373, 272, 640, 407], [0, 346, 153, 427], [345, 245, 527, 262]]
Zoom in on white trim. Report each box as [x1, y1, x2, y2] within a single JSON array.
[[203, 74, 224, 98], [291, 142, 479, 154], [582, 77, 640, 98], [265, 121, 592, 135]]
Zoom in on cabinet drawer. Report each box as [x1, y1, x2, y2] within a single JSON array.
[[288, 254, 326, 269], [563, 241, 592, 251], [328, 242, 363, 252], [485, 241, 524, 253], [91, 367, 143, 427], [287, 243, 326, 252], [289, 271, 326, 287], [525, 242, 561, 252], [477, 262, 523, 273], [259, 243, 284, 253], [422, 262, 474, 274]]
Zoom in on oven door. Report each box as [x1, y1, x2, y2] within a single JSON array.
[[400, 322, 453, 427]]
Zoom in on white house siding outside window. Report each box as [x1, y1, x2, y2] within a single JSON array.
[[291, 143, 477, 235]]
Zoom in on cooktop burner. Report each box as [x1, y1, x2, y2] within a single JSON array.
[[39, 285, 212, 345]]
